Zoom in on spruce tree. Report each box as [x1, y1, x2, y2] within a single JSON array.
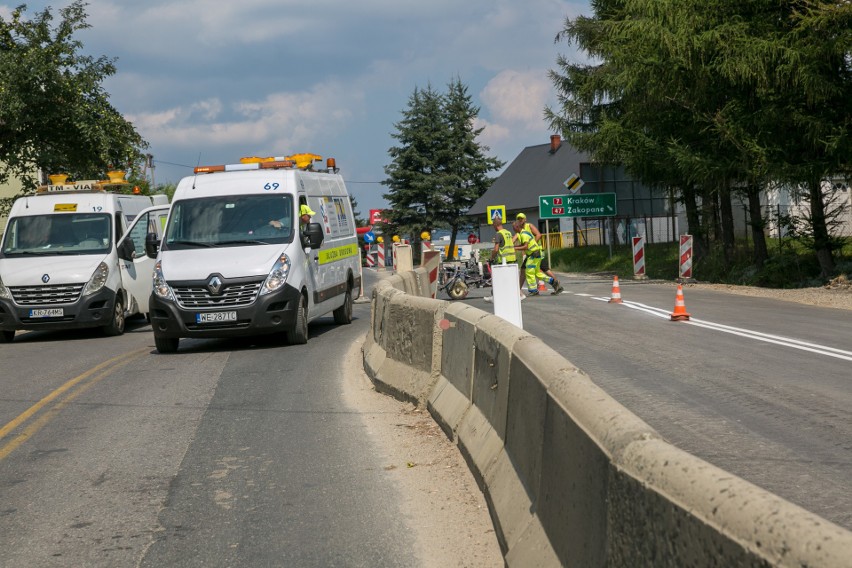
[[382, 85, 449, 246], [383, 79, 502, 260], [440, 78, 504, 258], [547, 0, 850, 277]]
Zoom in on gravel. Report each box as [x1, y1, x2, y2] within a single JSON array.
[[683, 274, 852, 311]]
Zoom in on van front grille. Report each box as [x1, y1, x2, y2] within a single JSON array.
[[173, 280, 263, 309], [10, 283, 85, 305]]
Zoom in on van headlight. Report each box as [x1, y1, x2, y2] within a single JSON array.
[[260, 253, 291, 296], [153, 260, 174, 301], [83, 262, 109, 296], [0, 275, 10, 300]]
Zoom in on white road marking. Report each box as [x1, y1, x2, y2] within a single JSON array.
[[587, 298, 852, 362]]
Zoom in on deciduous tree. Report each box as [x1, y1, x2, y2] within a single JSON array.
[[0, 1, 146, 213]]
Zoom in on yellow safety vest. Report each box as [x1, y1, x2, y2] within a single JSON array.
[[496, 228, 516, 262], [520, 230, 542, 255]]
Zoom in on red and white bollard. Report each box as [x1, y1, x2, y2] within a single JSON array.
[[422, 250, 441, 298], [365, 250, 376, 268], [376, 244, 385, 270], [632, 236, 646, 279], [679, 234, 693, 280]]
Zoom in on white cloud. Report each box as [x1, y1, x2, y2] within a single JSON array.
[[127, 80, 362, 155], [480, 69, 553, 127], [8, 0, 591, 211], [474, 67, 564, 169]]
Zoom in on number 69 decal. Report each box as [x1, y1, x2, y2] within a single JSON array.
[[264, 182, 280, 191]]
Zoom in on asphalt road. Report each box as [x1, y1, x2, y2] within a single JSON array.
[[3, 269, 849, 566], [0, 304, 424, 567], [454, 274, 852, 531]]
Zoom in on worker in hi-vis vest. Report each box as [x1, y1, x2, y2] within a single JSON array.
[[484, 215, 525, 303], [513, 218, 562, 296]]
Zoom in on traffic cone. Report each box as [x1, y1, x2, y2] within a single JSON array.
[[670, 284, 691, 321], [538, 280, 546, 293], [608, 275, 623, 304]]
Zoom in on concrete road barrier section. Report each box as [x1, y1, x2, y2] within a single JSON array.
[[362, 268, 852, 567]]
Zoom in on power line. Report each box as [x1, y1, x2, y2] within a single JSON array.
[[153, 159, 195, 168], [152, 159, 385, 185]]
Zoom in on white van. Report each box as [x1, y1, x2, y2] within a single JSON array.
[[0, 179, 169, 342], [146, 154, 361, 353]]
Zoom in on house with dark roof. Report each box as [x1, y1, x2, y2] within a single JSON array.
[[468, 135, 679, 247], [0, 165, 42, 236]]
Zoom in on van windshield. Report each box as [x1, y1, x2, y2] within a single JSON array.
[[164, 194, 294, 249], [1, 214, 112, 256]]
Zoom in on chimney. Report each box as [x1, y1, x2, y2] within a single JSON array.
[[550, 134, 561, 153]]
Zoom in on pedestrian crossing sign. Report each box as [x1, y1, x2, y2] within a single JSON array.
[[486, 205, 506, 225]]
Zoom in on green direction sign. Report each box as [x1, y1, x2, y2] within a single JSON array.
[[539, 193, 617, 219]]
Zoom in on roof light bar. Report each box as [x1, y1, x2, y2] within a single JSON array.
[[194, 165, 226, 174], [194, 153, 333, 174], [225, 163, 261, 172], [260, 160, 295, 169]]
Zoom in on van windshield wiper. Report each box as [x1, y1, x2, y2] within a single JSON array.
[[216, 239, 270, 246], [168, 240, 217, 248]]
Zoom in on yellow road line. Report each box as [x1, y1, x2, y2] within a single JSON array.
[[0, 347, 149, 460]]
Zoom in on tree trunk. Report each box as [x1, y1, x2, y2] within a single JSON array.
[[807, 178, 835, 277], [746, 183, 768, 268], [447, 226, 459, 261], [701, 188, 716, 246], [719, 181, 735, 267], [669, 187, 677, 242], [681, 184, 708, 261]]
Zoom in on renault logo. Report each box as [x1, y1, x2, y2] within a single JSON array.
[[207, 276, 223, 295], [42, 274, 50, 283]]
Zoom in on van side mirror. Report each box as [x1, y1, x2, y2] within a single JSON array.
[[302, 222, 324, 249], [117, 237, 136, 261], [144, 232, 160, 259]]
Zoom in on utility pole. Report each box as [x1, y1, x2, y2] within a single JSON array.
[[145, 154, 155, 191]]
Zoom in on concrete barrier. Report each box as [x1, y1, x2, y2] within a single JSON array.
[[361, 269, 852, 567]]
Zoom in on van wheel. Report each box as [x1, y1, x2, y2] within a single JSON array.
[[286, 294, 309, 345], [0, 330, 14, 343], [103, 296, 126, 336], [154, 334, 179, 353], [333, 288, 353, 325]]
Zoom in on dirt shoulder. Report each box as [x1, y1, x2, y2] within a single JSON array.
[[682, 274, 852, 311], [341, 336, 503, 568]]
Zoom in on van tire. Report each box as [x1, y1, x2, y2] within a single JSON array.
[[103, 295, 126, 336], [0, 330, 14, 343], [286, 294, 309, 345], [154, 334, 179, 353], [333, 288, 353, 325]]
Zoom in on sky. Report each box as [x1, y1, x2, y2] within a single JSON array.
[[4, 0, 591, 216]]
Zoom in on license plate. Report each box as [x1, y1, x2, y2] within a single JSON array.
[[196, 311, 238, 324], [30, 308, 64, 318]]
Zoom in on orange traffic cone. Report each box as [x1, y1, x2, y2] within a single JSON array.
[[608, 275, 623, 303], [670, 284, 691, 321], [538, 280, 546, 292]]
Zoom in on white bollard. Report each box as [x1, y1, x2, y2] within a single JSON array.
[[491, 263, 522, 329]]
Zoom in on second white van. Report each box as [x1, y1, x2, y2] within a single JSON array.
[[0, 177, 169, 342]]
